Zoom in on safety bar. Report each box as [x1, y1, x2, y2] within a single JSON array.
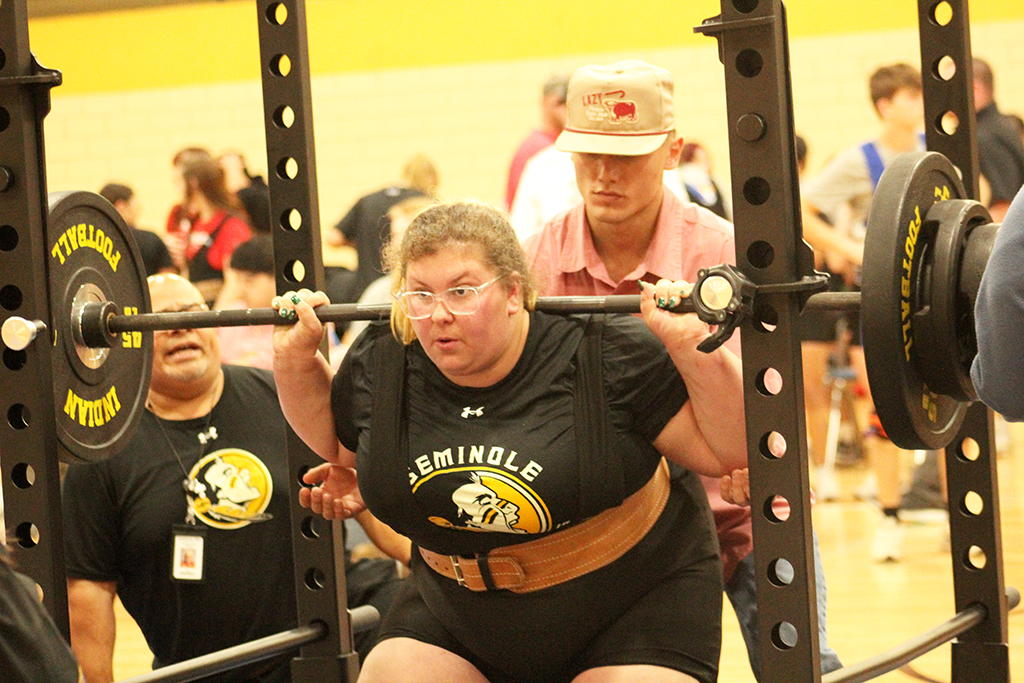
[[822, 586, 1020, 683], [117, 604, 379, 683]]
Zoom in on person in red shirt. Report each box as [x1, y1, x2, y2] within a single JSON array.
[[164, 148, 252, 304]]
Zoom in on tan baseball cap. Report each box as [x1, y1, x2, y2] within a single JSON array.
[[556, 60, 675, 156]]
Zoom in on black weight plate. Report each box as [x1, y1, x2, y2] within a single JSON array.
[[46, 191, 151, 463], [862, 151, 968, 450], [914, 199, 992, 402]]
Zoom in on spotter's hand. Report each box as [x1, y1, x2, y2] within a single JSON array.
[[719, 468, 750, 507], [298, 462, 366, 521]]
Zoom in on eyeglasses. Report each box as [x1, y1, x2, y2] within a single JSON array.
[[395, 277, 501, 319]]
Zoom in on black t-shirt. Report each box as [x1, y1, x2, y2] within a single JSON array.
[[62, 366, 296, 680], [0, 550, 81, 683], [333, 186, 424, 302], [977, 102, 1024, 204], [131, 226, 174, 276], [332, 311, 690, 556], [238, 176, 271, 234]]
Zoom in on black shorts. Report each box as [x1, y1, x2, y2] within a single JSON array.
[[373, 477, 723, 683], [376, 553, 722, 683]]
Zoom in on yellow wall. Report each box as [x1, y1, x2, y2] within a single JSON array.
[[29, 0, 1024, 94], [20, 1, 1024, 246]]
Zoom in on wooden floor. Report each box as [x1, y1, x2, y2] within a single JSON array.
[[111, 426, 1024, 683]]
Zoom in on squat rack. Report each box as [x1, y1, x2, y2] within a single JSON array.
[[0, 1, 1010, 682]]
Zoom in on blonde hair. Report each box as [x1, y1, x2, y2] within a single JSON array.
[[385, 201, 537, 344], [401, 154, 439, 195]]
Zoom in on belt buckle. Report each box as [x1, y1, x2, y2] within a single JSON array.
[[450, 555, 467, 587]]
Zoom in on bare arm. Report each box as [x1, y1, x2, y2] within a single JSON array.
[[641, 280, 747, 477], [67, 579, 117, 683], [355, 510, 412, 566], [271, 289, 353, 467], [801, 200, 863, 266]]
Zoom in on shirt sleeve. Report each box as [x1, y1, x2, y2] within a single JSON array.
[[61, 463, 121, 581], [601, 315, 690, 443], [971, 186, 1024, 420], [331, 322, 390, 451]]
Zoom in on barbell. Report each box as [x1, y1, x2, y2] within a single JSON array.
[[0, 151, 997, 463]]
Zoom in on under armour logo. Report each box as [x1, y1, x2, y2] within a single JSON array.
[[198, 426, 218, 445], [461, 406, 484, 419]]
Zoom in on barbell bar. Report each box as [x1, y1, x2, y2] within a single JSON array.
[[0, 151, 998, 463]]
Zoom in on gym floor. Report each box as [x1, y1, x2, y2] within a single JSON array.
[[109, 426, 1024, 683]]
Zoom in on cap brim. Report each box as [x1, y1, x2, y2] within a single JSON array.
[[556, 130, 669, 156]]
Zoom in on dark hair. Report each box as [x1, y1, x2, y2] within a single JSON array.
[[177, 149, 244, 217], [869, 63, 922, 109], [973, 58, 994, 95], [543, 74, 569, 103], [99, 182, 133, 206], [228, 235, 274, 275], [385, 201, 536, 343]]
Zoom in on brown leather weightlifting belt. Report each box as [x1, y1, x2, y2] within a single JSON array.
[[419, 458, 671, 593]]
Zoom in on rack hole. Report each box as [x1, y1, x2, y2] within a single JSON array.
[[756, 367, 783, 396], [964, 545, 987, 570], [768, 558, 794, 586], [0, 284, 22, 310], [935, 55, 956, 81], [301, 516, 322, 540], [733, 0, 759, 12], [273, 105, 295, 129], [743, 177, 771, 205], [284, 260, 306, 284], [281, 208, 302, 231], [957, 437, 980, 462], [961, 491, 983, 516], [937, 110, 959, 136], [760, 431, 786, 459], [0, 224, 17, 250], [3, 348, 27, 370], [270, 53, 292, 77], [0, 107, 9, 133], [747, 240, 775, 268], [752, 304, 777, 333], [266, 2, 288, 25], [931, 1, 953, 26], [8, 403, 30, 429], [771, 621, 798, 650], [16, 522, 39, 548], [735, 49, 763, 78], [304, 567, 326, 589], [12, 463, 35, 488], [276, 157, 299, 180], [764, 495, 790, 523]]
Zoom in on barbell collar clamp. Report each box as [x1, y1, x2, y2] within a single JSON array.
[[78, 301, 119, 349], [2, 316, 47, 351]]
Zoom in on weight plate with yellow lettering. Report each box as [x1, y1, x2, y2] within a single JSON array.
[[862, 151, 969, 450], [46, 191, 151, 463]]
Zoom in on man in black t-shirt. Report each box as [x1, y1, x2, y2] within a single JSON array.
[[99, 183, 176, 277], [973, 58, 1024, 222], [63, 275, 404, 682]]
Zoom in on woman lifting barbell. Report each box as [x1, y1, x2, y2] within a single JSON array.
[[270, 200, 748, 683]]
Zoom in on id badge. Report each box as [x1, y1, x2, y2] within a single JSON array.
[[171, 524, 207, 582]]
